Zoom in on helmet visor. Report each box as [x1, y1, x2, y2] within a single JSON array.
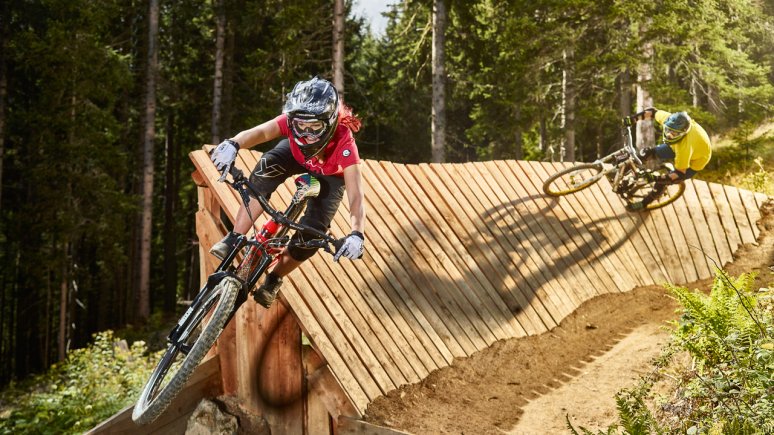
[[663, 124, 688, 142], [291, 118, 327, 140]]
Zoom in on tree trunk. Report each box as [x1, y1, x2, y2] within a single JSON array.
[[223, 20, 235, 137], [636, 41, 655, 149], [618, 69, 632, 150], [0, 4, 6, 211], [163, 116, 178, 313], [332, 0, 345, 93], [514, 105, 523, 160], [561, 47, 576, 162], [58, 253, 67, 361], [138, 0, 159, 321], [211, 0, 225, 144], [618, 69, 632, 115], [431, 0, 447, 163], [540, 116, 552, 161]]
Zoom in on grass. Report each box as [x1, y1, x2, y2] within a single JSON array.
[[695, 120, 774, 195]]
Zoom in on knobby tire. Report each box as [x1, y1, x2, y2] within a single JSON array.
[[643, 181, 686, 210], [542, 163, 604, 197], [131, 277, 240, 425]]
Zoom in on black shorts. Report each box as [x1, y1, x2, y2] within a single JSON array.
[[249, 139, 345, 261]]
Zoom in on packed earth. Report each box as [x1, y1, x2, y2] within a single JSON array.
[[363, 204, 774, 435]]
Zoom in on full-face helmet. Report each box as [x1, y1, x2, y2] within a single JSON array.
[[283, 77, 339, 159], [662, 111, 692, 144]]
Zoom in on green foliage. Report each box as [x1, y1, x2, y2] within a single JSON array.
[[663, 273, 774, 433], [570, 271, 774, 434], [0, 331, 161, 434], [697, 120, 774, 194]]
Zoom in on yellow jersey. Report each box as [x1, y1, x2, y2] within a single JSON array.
[[655, 110, 712, 171]]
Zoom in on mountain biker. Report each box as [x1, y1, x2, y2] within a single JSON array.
[[209, 76, 365, 308], [622, 108, 712, 211]]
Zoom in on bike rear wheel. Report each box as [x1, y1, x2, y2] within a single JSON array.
[[621, 171, 686, 210], [132, 276, 241, 425], [542, 163, 604, 196]]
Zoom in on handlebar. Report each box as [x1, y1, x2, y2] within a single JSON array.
[[216, 162, 337, 251]]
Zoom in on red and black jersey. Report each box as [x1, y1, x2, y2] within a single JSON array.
[[274, 113, 360, 177]]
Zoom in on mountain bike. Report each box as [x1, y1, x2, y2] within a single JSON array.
[[132, 165, 337, 425], [542, 125, 685, 210]]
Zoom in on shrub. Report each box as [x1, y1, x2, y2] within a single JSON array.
[[0, 331, 162, 434], [569, 271, 774, 434]]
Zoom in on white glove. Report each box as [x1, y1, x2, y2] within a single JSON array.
[[334, 231, 364, 262], [211, 139, 240, 174]]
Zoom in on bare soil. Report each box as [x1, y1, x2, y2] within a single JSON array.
[[364, 203, 774, 435]]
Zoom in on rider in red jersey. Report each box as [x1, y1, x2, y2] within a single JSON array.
[[209, 76, 365, 307]]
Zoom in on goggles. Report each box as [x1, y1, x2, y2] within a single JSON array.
[[663, 124, 688, 141], [291, 118, 327, 140]]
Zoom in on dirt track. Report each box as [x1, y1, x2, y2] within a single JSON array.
[[364, 203, 773, 434]]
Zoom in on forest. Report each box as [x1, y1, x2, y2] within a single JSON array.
[[0, 0, 772, 387]]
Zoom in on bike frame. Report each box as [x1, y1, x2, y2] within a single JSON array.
[[168, 168, 332, 349], [590, 126, 643, 191]]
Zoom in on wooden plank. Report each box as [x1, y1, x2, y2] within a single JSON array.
[[363, 162, 523, 339], [369, 162, 524, 338], [492, 160, 598, 307], [291, 269, 395, 398], [739, 189, 762, 240], [413, 162, 549, 337], [381, 160, 537, 332], [190, 149, 242, 220], [531, 162, 627, 294], [195, 209, 227, 280], [694, 181, 734, 268], [331, 195, 461, 365], [324, 208, 448, 375], [304, 250, 416, 387], [659, 195, 699, 283], [479, 161, 588, 317], [240, 304, 304, 435], [305, 355, 361, 422], [595, 179, 670, 285], [352, 165, 484, 355], [670, 188, 713, 280], [680, 181, 721, 273], [364, 164, 512, 343], [429, 162, 551, 333], [638, 187, 689, 284], [458, 163, 575, 325], [510, 161, 618, 297], [709, 182, 742, 255], [283, 280, 372, 412], [543, 163, 644, 289], [464, 160, 577, 322], [564, 162, 660, 287], [307, 244, 433, 383], [724, 185, 757, 246]]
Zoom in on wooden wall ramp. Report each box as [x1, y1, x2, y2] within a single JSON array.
[[188, 148, 770, 431]]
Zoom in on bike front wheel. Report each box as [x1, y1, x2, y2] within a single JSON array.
[[132, 276, 241, 425], [542, 163, 604, 196]]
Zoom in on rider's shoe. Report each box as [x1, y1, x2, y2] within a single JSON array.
[[210, 231, 241, 261], [626, 201, 647, 212], [254, 273, 283, 308]]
